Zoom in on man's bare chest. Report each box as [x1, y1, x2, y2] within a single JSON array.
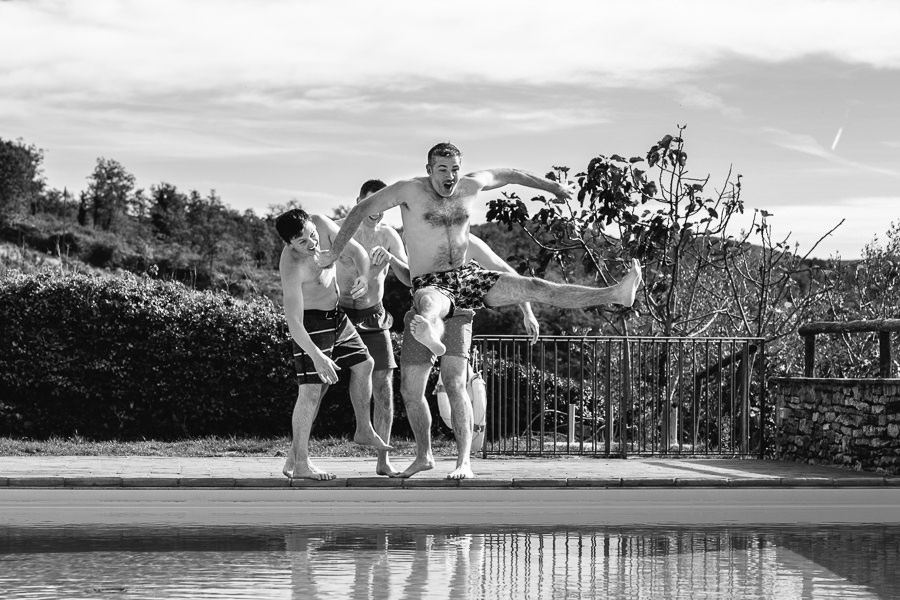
[[420, 199, 471, 229], [303, 264, 336, 292]]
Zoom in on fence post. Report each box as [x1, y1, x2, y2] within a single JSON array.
[[567, 404, 575, 445], [621, 338, 631, 458], [740, 343, 750, 455], [879, 331, 892, 378], [803, 334, 816, 377]]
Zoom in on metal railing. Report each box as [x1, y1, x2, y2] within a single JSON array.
[[470, 335, 766, 458]]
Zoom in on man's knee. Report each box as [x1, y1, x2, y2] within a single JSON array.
[[372, 369, 393, 401], [400, 370, 429, 401], [350, 356, 374, 377], [441, 370, 468, 399], [413, 288, 450, 316], [296, 384, 322, 405]]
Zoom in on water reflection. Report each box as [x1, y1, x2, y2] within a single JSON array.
[[0, 525, 897, 599]]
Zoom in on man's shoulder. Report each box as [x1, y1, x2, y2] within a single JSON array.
[[374, 223, 401, 239]]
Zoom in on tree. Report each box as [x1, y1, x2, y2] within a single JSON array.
[[186, 189, 228, 272], [150, 182, 189, 240], [0, 137, 45, 217], [486, 126, 840, 445], [802, 222, 900, 378], [85, 158, 136, 231]]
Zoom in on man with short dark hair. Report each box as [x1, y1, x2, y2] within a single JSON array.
[[335, 179, 408, 477], [275, 208, 390, 480], [317, 143, 642, 480]]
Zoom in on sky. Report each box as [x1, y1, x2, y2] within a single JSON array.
[[2, 0, 899, 259]]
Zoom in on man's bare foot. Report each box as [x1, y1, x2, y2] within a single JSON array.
[[447, 464, 475, 480], [392, 457, 435, 478], [353, 428, 393, 451], [618, 259, 643, 307], [376, 457, 401, 477], [284, 461, 336, 481], [411, 314, 446, 356]]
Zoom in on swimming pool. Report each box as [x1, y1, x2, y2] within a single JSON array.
[[2, 488, 899, 599]]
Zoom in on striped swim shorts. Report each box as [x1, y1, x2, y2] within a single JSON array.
[[291, 307, 371, 384]]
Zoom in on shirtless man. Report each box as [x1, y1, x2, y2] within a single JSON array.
[[275, 208, 391, 480], [336, 179, 408, 477], [377, 220, 541, 480], [317, 142, 643, 479], [339, 179, 539, 478]]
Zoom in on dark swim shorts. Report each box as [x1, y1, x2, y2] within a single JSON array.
[[342, 302, 397, 371], [292, 307, 371, 384], [410, 260, 502, 316]]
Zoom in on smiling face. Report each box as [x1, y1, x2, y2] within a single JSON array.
[[426, 155, 462, 198], [359, 190, 383, 227], [288, 220, 319, 256]]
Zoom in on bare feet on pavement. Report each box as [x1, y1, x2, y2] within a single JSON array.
[[447, 464, 475, 480], [283, 460, 336, 481], [411, 314, 446, 356], [391, 457, 435, 479], [376, 458, 401, 477]]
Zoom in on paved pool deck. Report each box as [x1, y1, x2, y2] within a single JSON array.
[[1, 455, 896, 489]]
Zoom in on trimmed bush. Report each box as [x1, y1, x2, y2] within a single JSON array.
[[0, 270, 372, 439]]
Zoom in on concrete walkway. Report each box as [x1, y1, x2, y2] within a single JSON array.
[[1, 455, 896, 488]]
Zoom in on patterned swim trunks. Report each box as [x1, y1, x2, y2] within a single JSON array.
[[410, 260, 501, 315]]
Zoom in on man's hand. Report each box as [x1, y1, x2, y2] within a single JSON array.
[[314, 249, 338, 268], [370, 246, 393, 268], [350, 276, 368, 300], [522, 309, 539, 344], [552, 182, 575, 204], [312, 353, 340, 385]]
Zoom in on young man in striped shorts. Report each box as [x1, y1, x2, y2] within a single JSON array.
[[276, 208, 391, 480]]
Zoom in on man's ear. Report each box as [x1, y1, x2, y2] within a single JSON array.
[[425, 164, 432, 175]]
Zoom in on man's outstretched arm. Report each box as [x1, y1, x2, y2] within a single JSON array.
[[468, 168, 572, 203], [316, 182, 405, 268]]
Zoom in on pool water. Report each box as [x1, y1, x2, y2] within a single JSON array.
[[2, 524, 898, 599]]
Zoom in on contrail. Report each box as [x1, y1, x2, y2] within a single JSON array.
[[831, 126, 844, 151]]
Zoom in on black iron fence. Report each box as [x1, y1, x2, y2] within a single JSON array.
[[470, 335, 766, 458]]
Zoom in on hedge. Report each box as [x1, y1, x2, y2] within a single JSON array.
[[0, 270, 398, 440]]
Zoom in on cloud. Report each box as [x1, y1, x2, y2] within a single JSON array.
[[672, 84, 743, 118], [3, 0, 900, 99]]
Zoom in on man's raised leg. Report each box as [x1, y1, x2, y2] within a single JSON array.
[[439, 355, 475, 480], [283, 384, 335, 480], [394, 362, 435, 478], [348, 357, 392, 451], [483, 259, 643, 309], [409, 288, 452, 356], [372, 367, 399, 476]]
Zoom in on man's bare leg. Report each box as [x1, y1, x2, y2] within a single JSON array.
[[440, 356, 475, 480], [348, 358, 392, 451], [372, 367, 399, 476], [409, 288, 451, 356], [394, 362, 435, 478], [283, 384, 336, 480], [483, 259, 643, 309]]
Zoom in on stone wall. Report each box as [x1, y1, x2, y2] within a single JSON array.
[[771, 377, 900, 475]]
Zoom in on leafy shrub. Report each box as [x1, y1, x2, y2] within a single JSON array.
[[0, 270, 394, 440]]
